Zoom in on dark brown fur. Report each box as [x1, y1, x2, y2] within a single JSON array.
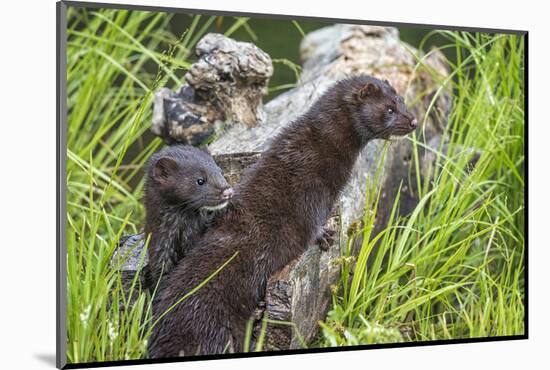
[[148, 75, 417, 357], [144, 145, 233, 287]]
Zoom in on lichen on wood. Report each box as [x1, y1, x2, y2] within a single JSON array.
[[152, 33, 274, 145]]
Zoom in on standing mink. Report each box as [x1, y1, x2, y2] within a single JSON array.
[[144, 145, 234, 286], [148, 75, 418, 357]]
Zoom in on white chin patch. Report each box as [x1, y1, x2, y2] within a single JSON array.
[[389, 135, 405, 141], [201, 201, 229, 212]]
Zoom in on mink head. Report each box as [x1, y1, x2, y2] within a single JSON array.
[[343, 76, 417, 141], [146, 145, 233, 211]]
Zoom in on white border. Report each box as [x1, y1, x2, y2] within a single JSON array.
[[1, 0, 546, 369]]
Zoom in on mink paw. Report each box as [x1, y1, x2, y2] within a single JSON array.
[[316, 227, 336, 251]]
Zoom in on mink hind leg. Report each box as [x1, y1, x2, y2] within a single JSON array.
[[147, 328, 188, 359], [147, 317, 241, 358]]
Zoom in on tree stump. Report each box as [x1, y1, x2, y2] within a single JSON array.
[[114, 23, 454, 352]]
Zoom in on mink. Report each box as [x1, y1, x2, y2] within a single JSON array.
[[144, 144, 233, 287], [147, 75, 418, 357]]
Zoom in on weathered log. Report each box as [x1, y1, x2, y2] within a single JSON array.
[[131, 24, 453, 351]]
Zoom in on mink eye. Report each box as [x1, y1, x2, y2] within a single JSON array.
[[197, 178, 206, 186], [387, 107, 395, 114]]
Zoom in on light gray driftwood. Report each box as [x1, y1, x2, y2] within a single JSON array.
[[130, 25, 453, 351]]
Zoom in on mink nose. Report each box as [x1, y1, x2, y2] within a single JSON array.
[[409, 118, 418, 129], [221, 187, 234, 200]]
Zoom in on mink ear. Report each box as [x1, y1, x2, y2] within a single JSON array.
[[153, 157, 179, 183], [383, 79, 397, 94], [358, 82, 380, 100]]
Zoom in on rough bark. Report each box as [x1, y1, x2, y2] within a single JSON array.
[[151, 33, 274, 144]]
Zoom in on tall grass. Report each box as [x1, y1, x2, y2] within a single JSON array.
[[65, 6, 525, 363], [65, 8, 255, 363], [319, 32, 524, 345]]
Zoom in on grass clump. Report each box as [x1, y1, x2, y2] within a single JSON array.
[[64, 8, 244, 363], [319, 32, 525, 345]]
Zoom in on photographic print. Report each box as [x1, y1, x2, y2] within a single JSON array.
[[57, 1, 526, 367]]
